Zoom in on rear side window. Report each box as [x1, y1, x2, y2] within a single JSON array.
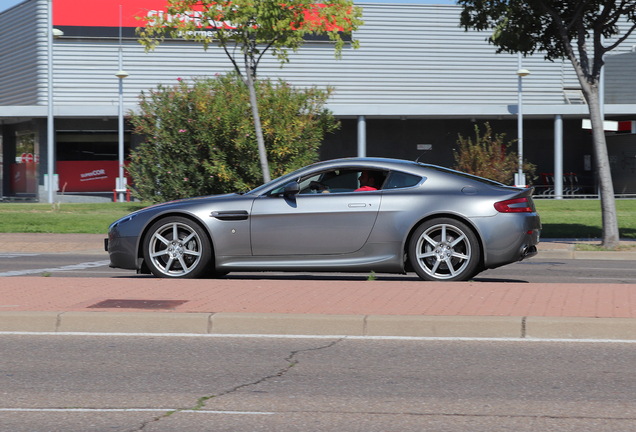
[[383, 171, 423, 190]]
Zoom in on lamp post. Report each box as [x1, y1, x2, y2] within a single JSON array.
[[115, 5, 129, 203], [46, 0, 63, 204], [515, 52, 530, 187]]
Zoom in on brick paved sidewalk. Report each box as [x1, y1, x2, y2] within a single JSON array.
[[1, 276, 636, 340], [2, 276, 635, 318]]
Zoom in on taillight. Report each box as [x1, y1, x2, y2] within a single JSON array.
[[494, 197, 533, 213]]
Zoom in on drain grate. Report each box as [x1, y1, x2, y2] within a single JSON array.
[[88, 299, 188, 310]]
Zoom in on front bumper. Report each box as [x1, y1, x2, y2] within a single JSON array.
[[106, 234, 139, 270]]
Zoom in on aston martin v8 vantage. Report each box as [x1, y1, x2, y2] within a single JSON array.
[[106, 158, 541, 281]]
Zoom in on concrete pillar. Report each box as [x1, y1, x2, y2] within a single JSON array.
[[554, 115, 563, 199], [357, 115, 366, 158]]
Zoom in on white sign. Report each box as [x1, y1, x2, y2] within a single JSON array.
[[581, 119, 619, 131]]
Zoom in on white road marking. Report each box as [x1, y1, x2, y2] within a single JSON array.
[[582, 268, 636, 272], [1, 331, 636, 344], [0, 254, 39, 259], [577, 277, 636, 281], [0, 408, 274, 415], [0, 260, 110, 277]]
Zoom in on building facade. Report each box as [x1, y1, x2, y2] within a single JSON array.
[[1, 0, 635, 201]]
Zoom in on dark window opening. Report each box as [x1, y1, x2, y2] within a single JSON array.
[[56, 132, 131, 161]]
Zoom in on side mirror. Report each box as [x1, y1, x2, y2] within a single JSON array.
[[283, 181, 300, 197]]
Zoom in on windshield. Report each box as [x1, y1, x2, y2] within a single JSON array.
[[246, 170, 302, 195]]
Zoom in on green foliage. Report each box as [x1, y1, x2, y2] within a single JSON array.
[[457, 0, 634, 247], [453, 123, 535, 185], [457, 1, 636, 61], [137, 0, 363, 183], [127, 74, 339, 202]]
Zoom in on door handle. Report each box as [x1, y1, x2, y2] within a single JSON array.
[[348, 203, 367, 208]]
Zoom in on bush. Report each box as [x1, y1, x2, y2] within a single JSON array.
[[127, 74, 339, 202], [453, 122, 536, 185]]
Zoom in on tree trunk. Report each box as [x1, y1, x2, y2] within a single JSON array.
[[583, 86, 620, 248], [245, 70, 271, 184]]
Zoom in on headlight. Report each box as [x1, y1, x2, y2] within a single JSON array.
[[109, 213, 138, 231]]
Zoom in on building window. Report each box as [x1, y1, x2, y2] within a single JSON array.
[[56, 131, 131, 161]]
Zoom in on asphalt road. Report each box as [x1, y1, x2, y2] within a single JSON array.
[[0, 252, 634, 283], [1, 335, 636, 431]]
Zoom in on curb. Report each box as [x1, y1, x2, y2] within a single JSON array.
[[537, 249, 636, 260], [3, 312, 636, 340]]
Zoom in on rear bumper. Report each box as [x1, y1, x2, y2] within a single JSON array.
[[473, 213, 541, 269]]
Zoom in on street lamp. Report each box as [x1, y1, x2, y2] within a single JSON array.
[[115, 5, 129, 203], [515, 52, 530, 187], [46, 0, 63, 204]]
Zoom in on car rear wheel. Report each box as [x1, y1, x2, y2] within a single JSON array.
[[143, 216, 212, 279], [409, 218, 480, 282]]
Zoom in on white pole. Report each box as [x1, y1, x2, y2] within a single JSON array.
[[554, 115, 563, 199], [118, 5, 124, 203], [357, 115, 366, 157], [517, 52, 525, 187], [46, 0, 55, 204]]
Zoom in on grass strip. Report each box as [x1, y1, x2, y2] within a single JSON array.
[[0, 203, 148, 234], [534, 199, 636, 239]]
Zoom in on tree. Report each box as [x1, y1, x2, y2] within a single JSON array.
[[127, 74, 339, 202], [458, 0, 636, 249], [454, 122, 536, 185], [138, 0, 362, 184]]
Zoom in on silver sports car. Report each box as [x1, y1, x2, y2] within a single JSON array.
[[106, 157, 541, 281]]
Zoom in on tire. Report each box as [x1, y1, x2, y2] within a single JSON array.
[[408, 218, 480, 282], [143, 216, 212, 279]]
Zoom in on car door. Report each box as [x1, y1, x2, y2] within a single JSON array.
[[250, 176, 382, 256]]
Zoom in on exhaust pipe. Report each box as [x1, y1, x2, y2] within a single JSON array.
[[520, 245, 538, 261]]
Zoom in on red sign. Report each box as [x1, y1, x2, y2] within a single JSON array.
[[56, 160, 131, 193], [53, 0, 348, 38], [53, 0, 170, 28], [619, 121, 635, 132], [19, 153, 35, 163]]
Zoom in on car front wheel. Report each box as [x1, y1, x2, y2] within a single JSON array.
[[143, 216, 212, 279], [409, 218, 480, 282]]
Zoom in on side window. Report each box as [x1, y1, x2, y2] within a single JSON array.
[[321, 170, 360, 192], [298, 169, 361, 194], [383, 171, 423, 190], [267, 168, 391, 195]]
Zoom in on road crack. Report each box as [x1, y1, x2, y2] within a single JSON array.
[[130, 338, 343, 431]]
